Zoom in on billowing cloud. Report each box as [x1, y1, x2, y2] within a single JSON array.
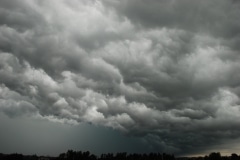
[[1, 0, 240, 156]]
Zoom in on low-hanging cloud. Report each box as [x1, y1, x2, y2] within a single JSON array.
[[1, 0, 240, 155]]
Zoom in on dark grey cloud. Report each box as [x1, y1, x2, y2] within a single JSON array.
[[1, 0, 240, 156], [103, 0, 240, 37], [0, 112, 148, 156]]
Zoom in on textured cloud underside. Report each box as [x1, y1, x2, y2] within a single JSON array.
[[1, 0, 240, 155]]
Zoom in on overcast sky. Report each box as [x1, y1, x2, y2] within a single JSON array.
[[1, 0, 240, 157]]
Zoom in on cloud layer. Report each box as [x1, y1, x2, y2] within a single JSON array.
[[1, 0, 240, 155]]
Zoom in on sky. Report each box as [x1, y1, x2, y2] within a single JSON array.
[[1, 0, 240, 157]]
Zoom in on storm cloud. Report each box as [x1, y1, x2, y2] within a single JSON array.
[[1, 0, 240, 156]]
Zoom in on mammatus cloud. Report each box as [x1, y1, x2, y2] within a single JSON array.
[[1, 0, 240, 155]]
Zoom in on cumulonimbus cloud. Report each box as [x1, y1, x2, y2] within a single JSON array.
[[1, 0, 240, 155]]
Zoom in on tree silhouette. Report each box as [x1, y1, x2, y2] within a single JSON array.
[[231, 153, 239, 160], [209, 152, 221, 160], [1, 150, 240, 160]]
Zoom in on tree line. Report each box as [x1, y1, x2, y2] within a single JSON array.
[[0, 151, 239, 160]]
